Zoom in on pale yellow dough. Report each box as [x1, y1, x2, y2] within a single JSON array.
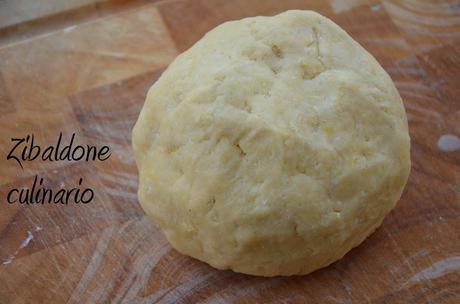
[[132, 10, 410, 276]]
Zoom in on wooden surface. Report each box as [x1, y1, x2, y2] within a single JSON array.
[[0, 0, 459, 303]]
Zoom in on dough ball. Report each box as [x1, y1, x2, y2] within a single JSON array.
[[132, 10, 410, 276]]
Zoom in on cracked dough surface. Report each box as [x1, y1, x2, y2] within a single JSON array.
[[132, 10, 411, 276]]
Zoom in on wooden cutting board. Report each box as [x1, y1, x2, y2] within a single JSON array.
[[0, 0, 459, 303]]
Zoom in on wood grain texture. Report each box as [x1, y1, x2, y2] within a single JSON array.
[[0, 1, 459, 303], [0, 0, 110, 29], [0, 0, 156, 47], [0, 4, 177, 185]]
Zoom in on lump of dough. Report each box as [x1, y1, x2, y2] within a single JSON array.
[[132, 10, 411, 277]]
